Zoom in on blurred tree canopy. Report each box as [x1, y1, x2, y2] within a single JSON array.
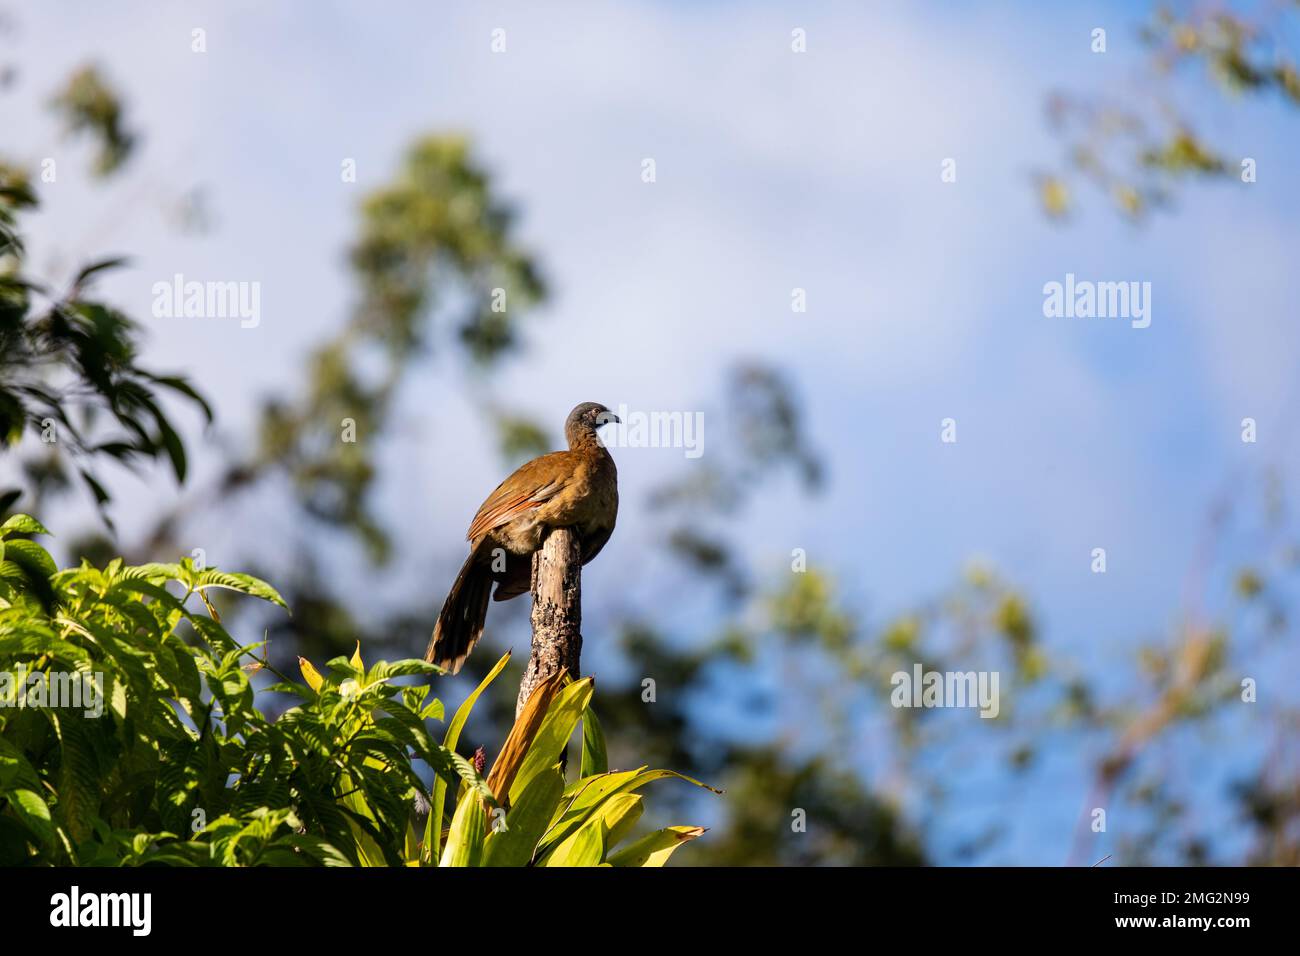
[[3, 4, 1300, 866], [1037, 3, 1300, 221], [1, 147, 208, 531]]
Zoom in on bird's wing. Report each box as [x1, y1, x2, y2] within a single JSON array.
[[466, 451, 574, 541]]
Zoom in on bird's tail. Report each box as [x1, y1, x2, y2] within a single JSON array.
[[425, 546, 494, 674]]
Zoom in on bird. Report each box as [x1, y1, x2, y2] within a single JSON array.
[[425, 401, 620, 674]]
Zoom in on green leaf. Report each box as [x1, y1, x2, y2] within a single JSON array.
[[4, 539, 57, 580], [140, 372, 214, 423], [0, 630, 90, 665], [580, 705, 607, 777], [108, 577, 186, 613], [6, 789, 54, 847], [509, 677, 594, 806], [284, 835, 353, 867], [0, 515, 49, 537], [606, 826, 707, 867], [427, 650, 510, 863], [403, 819, 422, 865], [540, 812, 605, 867], [557, 768, 644, 812], [153, 409, 187, 483], [481, 766, 564, 867], [598, 793, 643, 853], [438, 789, 487, 867], [539, 767, 717, 856], [0, 739, 42, 792], [73, 255, 129, 287], [539, 792, 642, 866], [539, 770, 641, 856], [607, 767, 721, 799], [192, 569, 289, 610], [46, 711, 101, 843]]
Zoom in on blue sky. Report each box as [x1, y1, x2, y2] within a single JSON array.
[[5, 1, 1298, 863]]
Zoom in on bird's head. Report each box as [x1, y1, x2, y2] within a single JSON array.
[[565, 401, 620, 447]]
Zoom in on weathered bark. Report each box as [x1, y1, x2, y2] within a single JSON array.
[[516, 527, 583, 716]]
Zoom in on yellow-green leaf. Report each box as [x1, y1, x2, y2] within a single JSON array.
[[438, 789, 487, 867], [541, 813, 605, 867], [540, 792, 643, 865], [8, 788, 54, 846], [580, 705, 607, 777], [541, 769, 644, 852], [606, 825, 706, 867], [540, 766, 716, 856], [486, 669, 566, 801], [600, 793, 643, 852], [427, 650, 510, 863], [509, 677, 593, 805], [298, 656, 324, 692], [609, 768, 721, 800], [481, 766, 565, 867]]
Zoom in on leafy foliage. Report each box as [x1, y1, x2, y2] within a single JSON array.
[[1038, 2, 1300, 221], [9, 13, 1299, 869], [48, 65, 136, 177], [0, 515, 472, 865], [0, 516, 707, 866], [429, 660, 714, 868], [0, 166, 210, 527], [247, 136, 548, 562]]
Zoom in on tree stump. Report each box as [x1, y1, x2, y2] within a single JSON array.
[[516, 527, 583, 716]]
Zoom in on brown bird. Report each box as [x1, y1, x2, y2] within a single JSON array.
[[425, 401, 620, 674]]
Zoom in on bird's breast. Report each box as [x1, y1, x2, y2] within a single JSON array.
[[547, 455, 617, 528]]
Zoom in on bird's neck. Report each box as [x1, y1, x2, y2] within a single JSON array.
[[566, 426, 606, 454]]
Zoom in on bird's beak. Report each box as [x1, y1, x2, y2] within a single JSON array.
[[597, 411, 620, 427]]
